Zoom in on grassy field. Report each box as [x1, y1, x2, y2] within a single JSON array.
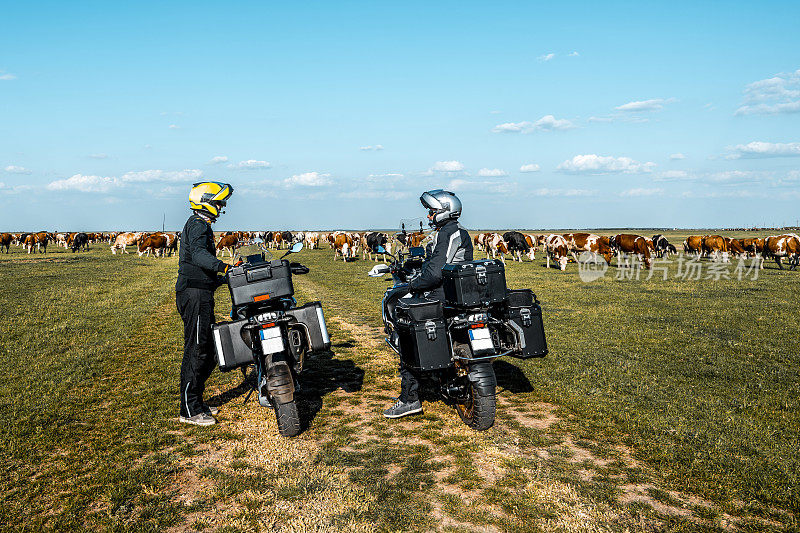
[[0, 230, 798, 532]]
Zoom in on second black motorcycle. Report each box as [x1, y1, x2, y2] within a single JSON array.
[[369, 244, 547, 430]]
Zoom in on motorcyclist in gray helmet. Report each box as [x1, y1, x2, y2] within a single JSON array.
[[384, 189, 473, 419]]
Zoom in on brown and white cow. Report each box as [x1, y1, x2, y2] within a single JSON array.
[[163, 232, 179, 256], [409, 230, 426, 248], [544, 234, 569, 270], [474, 232, 490, 252], [333, 233, 354, 261], [138, 234, 168, 257], [610, 234, 652, 269], [485, 233, 508, 263], [763, 234, 800, 270], [683, 235, 704, 258], [216, 234, 238, 258], [25, 232, 50, 254], [523, 234, 537, 260], [0, 233, 12, 253], [725, 238, 748, 259], [702, 235, 729, 262], [304, 232, 320, 249], [563, 233, 613, 264], [111, 232, 142, 254]]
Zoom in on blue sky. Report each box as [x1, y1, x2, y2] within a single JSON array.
[[1, 1, 798, 231]]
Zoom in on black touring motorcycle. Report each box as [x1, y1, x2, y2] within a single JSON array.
[[211, 241, 331, 437], [369, 243, 547, 430]]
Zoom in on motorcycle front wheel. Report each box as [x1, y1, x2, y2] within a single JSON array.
[[456, 366, 496, 431], [274, 400, 301, 437]]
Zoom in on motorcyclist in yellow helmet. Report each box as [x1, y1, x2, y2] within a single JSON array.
[[176, 181, 234, 426]]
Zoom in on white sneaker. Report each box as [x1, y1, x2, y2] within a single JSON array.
[[179, 413, 216, 426]]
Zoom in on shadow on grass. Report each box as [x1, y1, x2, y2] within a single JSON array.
[[206, 348, 365, 434], [493, 359, 534, 394], [297, 348, 365, 430]]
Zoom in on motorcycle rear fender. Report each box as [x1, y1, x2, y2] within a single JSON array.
[[467, 362, 496, 397], [266, 360, 295, 404]]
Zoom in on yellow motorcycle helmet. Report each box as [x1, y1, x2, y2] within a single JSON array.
[[189, 181, 233, 219]]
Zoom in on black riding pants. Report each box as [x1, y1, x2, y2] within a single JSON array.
[[399, 365, 420, 403], [176, 288, 216, 418]]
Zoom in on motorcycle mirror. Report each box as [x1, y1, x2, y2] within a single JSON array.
[[368, 264, 391, 277], [281, 241, 303, 258]]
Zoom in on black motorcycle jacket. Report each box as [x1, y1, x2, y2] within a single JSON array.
[[176, 214, 228, 292], [409, 219, 473, 297]]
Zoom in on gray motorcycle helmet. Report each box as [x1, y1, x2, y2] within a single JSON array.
[[420, 189, 462, 227]]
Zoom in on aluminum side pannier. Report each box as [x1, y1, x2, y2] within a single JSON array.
[[502, 289, 547, 359], [212, 319, 256, 371]]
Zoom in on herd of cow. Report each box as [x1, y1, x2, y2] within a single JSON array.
[[473, 231, 800, 271], [2, 228, 798, 271]]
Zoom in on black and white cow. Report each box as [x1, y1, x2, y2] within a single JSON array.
[[280, 231, 293, 249], [70, 232, 89, 252], [652, 234, 677, 258], [365, 232, 392, 261], [502, 231, 531, 262]]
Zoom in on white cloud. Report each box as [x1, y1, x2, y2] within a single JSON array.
[[88, 153, 108, 159], [528, 188, 595, 197], [446, 178, 516, 195], [658, 170, 689, 180], [587, 116, 613, 123], [492, 114, 575, 133], [168, 124, 180, 129], [118, 169, 202, 183], [0, 71, 16, 81], [430, 160, 465, 172], [568, 51, 579, 57], [615, 98, 674, 112], [339, 190, 410, 200], [4, 165, 32, 174], [538, 53, 555, 62], [477, 168, 508, 177], [0, 182, 5, 188], [735, 69, 800, 115], [520, 163, 540, 172], [359, 145, 384, 151], [726, 141, 800, 159], [209, 156, 229, 164], [706, 170, 761, 184], [621, 187, 664, 197], [228, 159, 271, 169], [557, 154, 656, 174], [670, 153, 686, 160], [284, 171, 332, 187], [45, 169, 203, 193], [47, 174, 118, 193]]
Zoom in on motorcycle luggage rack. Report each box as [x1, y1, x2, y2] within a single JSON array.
[[453, 349, 514, 362]]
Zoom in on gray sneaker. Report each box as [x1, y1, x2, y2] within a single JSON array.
[[383, 399, 423, 419], [202, 404, 219, 416], [179, 413, 216, 426]]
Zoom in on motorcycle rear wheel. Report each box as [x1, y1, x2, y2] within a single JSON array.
[[456, 381, 496, 431], [274, 400, 301, 437]]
